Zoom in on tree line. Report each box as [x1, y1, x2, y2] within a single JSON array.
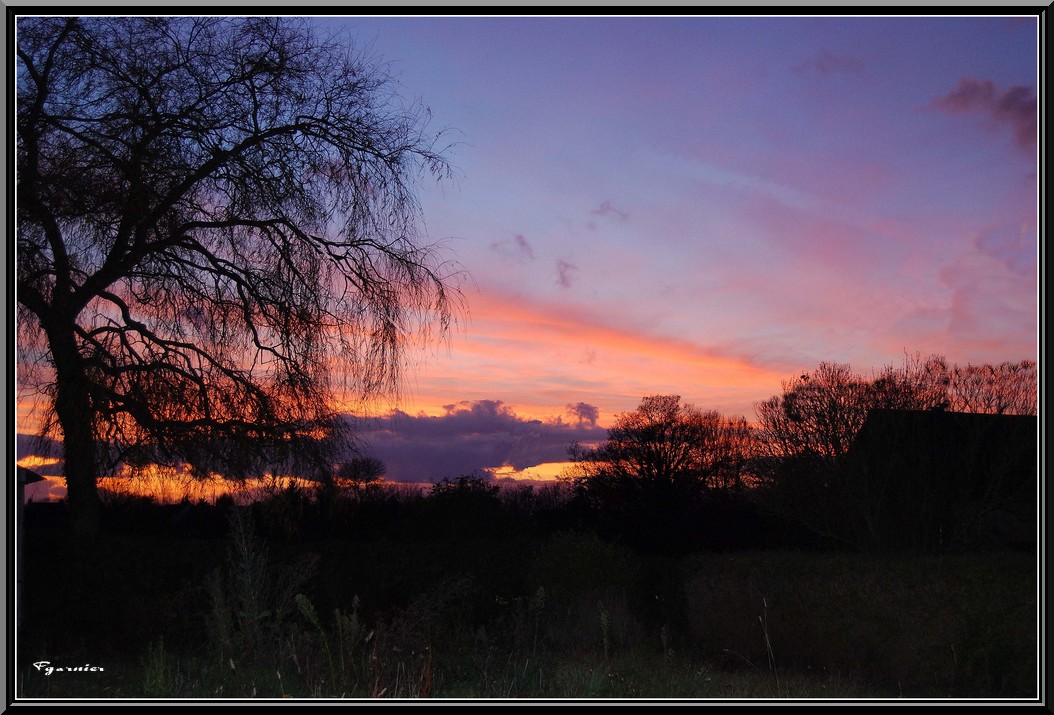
[[566, 354, 1036, 551], [29, 350, 1034, 554]]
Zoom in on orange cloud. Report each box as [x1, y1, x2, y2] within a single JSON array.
[[395, 287, 786, 422]]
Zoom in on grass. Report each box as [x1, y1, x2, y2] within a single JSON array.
[[17, 499, 1037, 701], [682, 549, 1037, 698]]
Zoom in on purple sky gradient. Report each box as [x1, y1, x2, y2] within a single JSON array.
[[319, 17, 1037, 424]]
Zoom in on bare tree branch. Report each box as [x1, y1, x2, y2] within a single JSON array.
[[16, 16, 465, 534]]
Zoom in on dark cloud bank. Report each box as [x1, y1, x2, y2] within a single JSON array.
[[348, 400, 607, 483]]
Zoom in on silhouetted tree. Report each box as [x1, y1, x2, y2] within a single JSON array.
[[16, 17, 462, 535], [754, 353, 1037, 548], [566, 396, 755, 549], [336, 456, 387, 488], [755, 363, 868, 463], [430, 474, 501, 500], [755, 355, 959, 467], [949, 360, 1037, 416], [569, 396, 746, 500], [754, 357, 944, 544], [421, 475, 503, 538], [868, 353, 951, 412]]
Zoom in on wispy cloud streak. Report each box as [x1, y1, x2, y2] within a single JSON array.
[[793, 49, 864, 76], [590, 200, 629, 221]]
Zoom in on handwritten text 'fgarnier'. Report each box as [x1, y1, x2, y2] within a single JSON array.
[[33, 661, 105, 676]]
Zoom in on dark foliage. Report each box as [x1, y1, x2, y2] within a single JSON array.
[[753, 356, 1037, 551], [20, 488, 1036, 699], [565, 396, 758, 553]]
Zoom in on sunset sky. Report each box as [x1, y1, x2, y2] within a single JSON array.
[[17, 15, 1040, 493], [324, 15, 1039, 480]]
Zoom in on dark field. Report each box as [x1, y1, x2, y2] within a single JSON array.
[[17, 486, 1037, 700]]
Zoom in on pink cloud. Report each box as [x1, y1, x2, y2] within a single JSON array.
[[555, 259, 578, 288], [883, 226, 1037, 366], [489, 234, 536, 261], [973, 223, 1035, 276], [940, 252, 1036, 345], [931, 78, 1037, 149]]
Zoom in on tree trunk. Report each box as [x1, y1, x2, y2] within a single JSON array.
[[47, 319, 102, 537]]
